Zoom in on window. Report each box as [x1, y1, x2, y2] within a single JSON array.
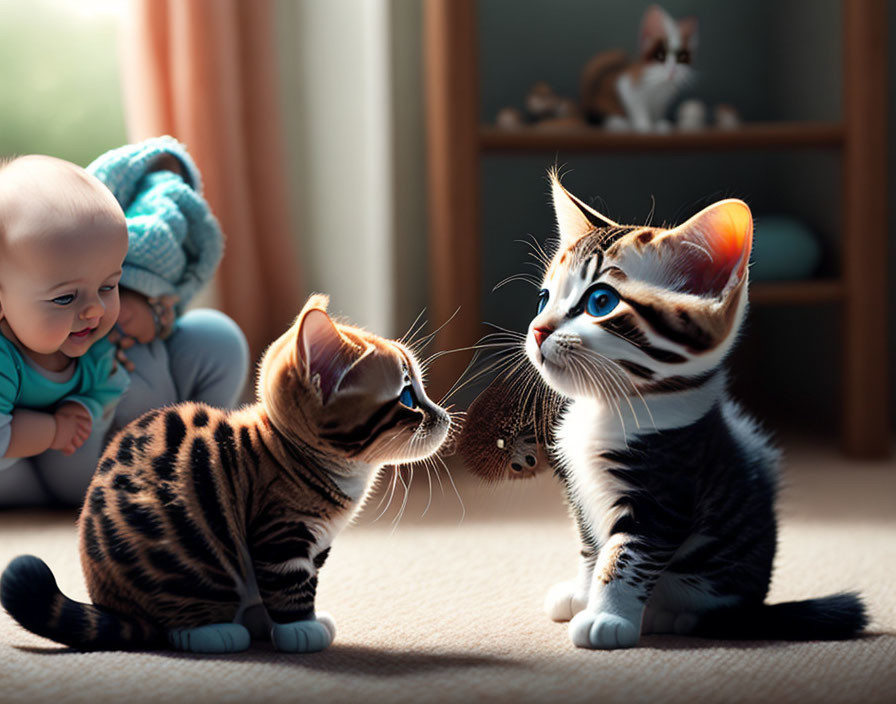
[[0, 0, 126, 166]]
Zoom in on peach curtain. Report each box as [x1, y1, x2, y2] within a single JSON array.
[[119, 0, 302, 361]]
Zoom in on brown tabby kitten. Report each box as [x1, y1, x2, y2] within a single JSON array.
[[1, 295, 451, 653]]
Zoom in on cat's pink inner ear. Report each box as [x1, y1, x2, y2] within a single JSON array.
[[662, 199, 753, 297], [640, 4, 670, 54], [678, 16, 698, 45], [298, 309, 358, 403]]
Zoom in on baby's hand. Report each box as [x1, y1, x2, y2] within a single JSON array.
[[52, 403, 92, 455], [111, 290, 156, 372], [111, 289, 179, 371], [115, 289, 157, 345]]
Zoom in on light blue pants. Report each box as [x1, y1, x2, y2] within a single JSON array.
[[0, 309, 249, 508]]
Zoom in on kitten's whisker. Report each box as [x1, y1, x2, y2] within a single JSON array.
[[407, 307, 462, 356], [570, 351, 628, 445], [439, 349, 525, 405], [577, 350, 641, 429], [373, 466, 401, 523], [645, 194, 656, 228], [448, 354, 529, 409], [426, 342, 520, 363], [516, 234, 553, 271], [432, 454, 446, 496], [371, 465, 395, 514], [576, 347, 656, 429], [481, 322, 528, 339], [493, 273, 541, 292], [391, 467, 412, 532], [399, 308, 428, 347], [442, 350, 524, 399], [474, 331, 527, 343], [421, 456, 435, 518], [434, 454, 465, 524]]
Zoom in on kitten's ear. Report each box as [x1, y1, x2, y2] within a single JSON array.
[[549, 168, 617, 247], [678, 16, 698, 48], [655, 199, 753, 297], [640, 5, 671, 54], [296, 300, 358, 403]]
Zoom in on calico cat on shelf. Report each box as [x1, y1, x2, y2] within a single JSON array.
[[461, 170, 866, 649], [581, 4, 697, 131], [1, 295, 451, 653]]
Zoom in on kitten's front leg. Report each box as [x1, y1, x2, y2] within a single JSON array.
[[255, 558, 336, 653], [544, 547, 595, 622], [270, 611, 336, 653], [616, 77, 652, 132], [568, 533, 677, 650]]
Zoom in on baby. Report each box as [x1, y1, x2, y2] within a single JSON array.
[[0, 155, 129, 504]]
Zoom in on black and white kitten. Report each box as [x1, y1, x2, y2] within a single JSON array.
[[464, 171, 867, 649]]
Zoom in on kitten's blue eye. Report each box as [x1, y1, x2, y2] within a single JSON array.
[[51, 294, 75, 306], [536, 289, 549, 314], [399, 385, 417, 409], [585, 286, 620, 317]]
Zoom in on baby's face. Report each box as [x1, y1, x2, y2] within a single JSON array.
[[0, 220, 128, 358], [0, 156, 128, 359]]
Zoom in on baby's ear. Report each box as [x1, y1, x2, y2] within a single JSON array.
[[296, 304, 358, 403]]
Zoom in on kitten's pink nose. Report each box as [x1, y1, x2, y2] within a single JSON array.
[[533, 326, 554, 349]]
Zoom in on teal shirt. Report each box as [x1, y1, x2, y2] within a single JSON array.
[[0, 335, 129, 455]]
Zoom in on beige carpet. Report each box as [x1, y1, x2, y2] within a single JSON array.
[[1, 443, 894, 704]]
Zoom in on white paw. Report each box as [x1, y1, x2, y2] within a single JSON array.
[[271, 611, 336, 653], [544, 580, 588, 622], [569, 610, 640, 650]]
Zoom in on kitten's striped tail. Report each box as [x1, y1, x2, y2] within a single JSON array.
[[694, 593, 868, 641], [1, 555, 162, 650]]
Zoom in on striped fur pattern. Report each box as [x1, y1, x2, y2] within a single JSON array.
[[522, 171, 866, 648], [1, 295, 450, 652]]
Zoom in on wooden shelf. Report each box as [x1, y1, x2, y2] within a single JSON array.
[[480, 122, 845, 153], [426, 0, 889, 456], [749, 279, 844, 305]]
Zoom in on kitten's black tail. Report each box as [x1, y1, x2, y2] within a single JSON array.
[[694, 593, 868, 641], [1, 555, 162, 650]]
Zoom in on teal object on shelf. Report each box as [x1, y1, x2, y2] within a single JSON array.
[[750, 215, 822, 281]]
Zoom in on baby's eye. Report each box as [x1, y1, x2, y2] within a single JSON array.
[[51, 294, 75, 306], [100, 284, 118, 293]]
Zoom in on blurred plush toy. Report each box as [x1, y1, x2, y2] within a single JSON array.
[[458, 362, 563, 483], [676, 100, 743, 131], [676, 98, 707, 131], [496, 81, 584, 129], [495, 106, 526, 129], [580, 4, 698, 132], [714, 103, 741, 130]]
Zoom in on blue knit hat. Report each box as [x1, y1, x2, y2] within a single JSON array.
[[86, 136, 223, 312]]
